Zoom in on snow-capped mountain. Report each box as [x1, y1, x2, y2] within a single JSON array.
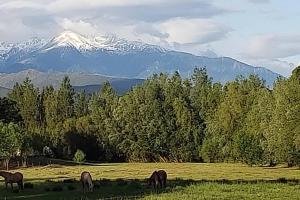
[[40, 31, 165, 53], [0, 31, 281, 86], [0, 42, 13, 55]]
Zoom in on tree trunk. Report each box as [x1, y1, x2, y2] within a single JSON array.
[[22, 156, 27, 167], [4, 159, 10, 170]]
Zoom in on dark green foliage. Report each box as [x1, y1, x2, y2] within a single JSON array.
[[0, 97, 22, 123], [2, 67, 300, 166]]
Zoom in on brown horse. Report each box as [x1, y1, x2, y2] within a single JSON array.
[[80, 171, 93, 193], [0, 171, 23, 191], [148, 170, 167, 189]]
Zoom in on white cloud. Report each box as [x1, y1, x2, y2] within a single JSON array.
[[245, 34, 300, 59], [157, 18, 231, 45], [0, 0, 44, 10], [245, 58, 295, 77], [58, 19, 99, 35], [248, 0, 270, 4]]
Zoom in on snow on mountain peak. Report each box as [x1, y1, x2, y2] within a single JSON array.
[[46, 30, 95, 50], [1, 30, 167, 58], [42, 30, 166, 53]]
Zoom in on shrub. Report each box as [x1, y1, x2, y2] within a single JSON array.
[[73, 149, 86, 163]]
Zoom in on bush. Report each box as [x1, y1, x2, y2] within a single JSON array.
[[73, 149, 86, 163], [24, 182, 34, 189]]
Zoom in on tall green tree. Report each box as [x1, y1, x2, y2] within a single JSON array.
[[0, 97, 22, 123], [89, 82, 119, 161], [0, 122, 22, 170], [270, 67, 300, 166], [57, 76, 75, 121], [9, 78, 39, 132]]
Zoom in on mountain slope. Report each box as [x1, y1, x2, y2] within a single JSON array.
[[0, 31, 281, 86], [0, 69, 144, 93], [74, 78, 144, 95], [0, 86, 10, 97]]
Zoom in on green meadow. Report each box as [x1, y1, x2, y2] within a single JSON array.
[[0, 163, 300, 200]]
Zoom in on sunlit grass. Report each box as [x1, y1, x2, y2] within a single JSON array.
[[16, 163, 300, 182], [0, 163, 299, 200], [143, 183, 300, 200]]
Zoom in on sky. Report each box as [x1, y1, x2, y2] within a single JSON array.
[[0, 0, 299, 76]]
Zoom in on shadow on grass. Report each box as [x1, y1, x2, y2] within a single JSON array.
[[1, 178, 300, 200]]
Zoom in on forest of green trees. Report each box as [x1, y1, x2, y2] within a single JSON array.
[[1, 67, 300, 167]]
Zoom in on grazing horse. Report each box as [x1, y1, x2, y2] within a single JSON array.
[[148, 170, 167, 189], [80, 171, 93, 193], [157, 170, 167, 188], [0, 171, 23, 191]]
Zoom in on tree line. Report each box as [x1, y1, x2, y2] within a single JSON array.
[[0, 67, 300, 167]]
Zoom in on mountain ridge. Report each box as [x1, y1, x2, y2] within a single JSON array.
[[0, 31, 281, 86], [0, 69, 144, 89]]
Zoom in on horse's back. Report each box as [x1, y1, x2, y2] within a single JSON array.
[[157, 170, 167, 180], [14, 172, 23, 180]]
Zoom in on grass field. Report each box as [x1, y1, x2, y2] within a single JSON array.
[[0, 163, 300, 200]]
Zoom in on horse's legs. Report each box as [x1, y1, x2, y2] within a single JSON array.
[[10, 183, 13, 191], [18, 181, 23, 190], [163, 179, 166, 188], [5, 182, 8, 190], [82, 182, 86, 193], [154, 181, 158, 193], [89, 183, 93, 192]]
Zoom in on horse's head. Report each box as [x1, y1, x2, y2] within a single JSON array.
[[147, 177, 152, 186], [148, 171, 158, 186]]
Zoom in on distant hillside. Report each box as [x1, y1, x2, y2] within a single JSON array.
[[0, 86, 10, 97], [74, 78, 144, 95], [0, 69, 144, 89], [0, 69, 144, 94]]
